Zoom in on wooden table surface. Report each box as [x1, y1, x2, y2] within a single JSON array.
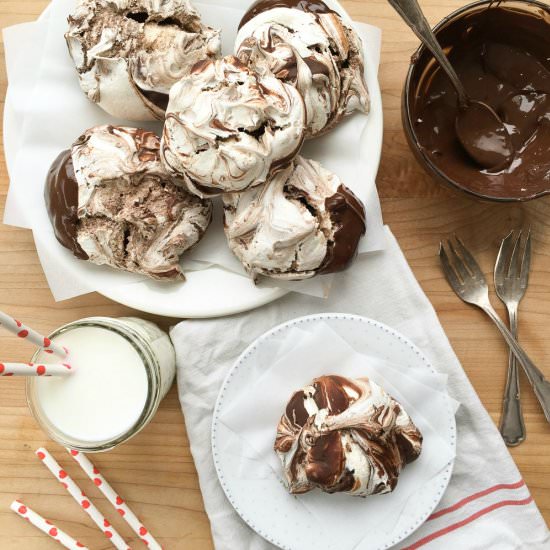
[[1, 0, 550, 548]]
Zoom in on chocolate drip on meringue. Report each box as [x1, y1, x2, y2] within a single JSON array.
[[320, 185, 366, 274], [45, 125, 213, 281], [137, 88, 170, 112], [45, 150, 89, 261], [223, 156, 366, 281]]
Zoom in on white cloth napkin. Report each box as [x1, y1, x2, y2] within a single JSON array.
[[171, 227, 550, 549]]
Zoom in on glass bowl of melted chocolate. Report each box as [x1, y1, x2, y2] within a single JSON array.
[[403, 0, 550, 201]]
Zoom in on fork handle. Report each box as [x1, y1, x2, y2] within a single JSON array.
[[483, 304, 550, 423], [500, 309, 526, 446]]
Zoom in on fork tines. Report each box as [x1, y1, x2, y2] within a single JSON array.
[[495, 229, 532, 290], [439, 236, 487, 291]]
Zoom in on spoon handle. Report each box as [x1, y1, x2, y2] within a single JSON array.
[[388, 0, 469, 106]]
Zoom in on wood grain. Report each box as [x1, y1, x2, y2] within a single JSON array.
[[1, 0, 549, 548]]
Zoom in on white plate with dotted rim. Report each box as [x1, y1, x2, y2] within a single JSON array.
[[211, 313, 456, 550]]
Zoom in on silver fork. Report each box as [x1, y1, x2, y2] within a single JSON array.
[[439, 236, 550, 423], [495, 230, 531, 446]]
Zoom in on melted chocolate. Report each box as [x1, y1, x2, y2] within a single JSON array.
[[408, 4, 550, 199], [239, 0, 335, 29], [285, 376, 357, 429], [138, 87, 169, 111], [455, 100, 514, 170], [286, 390, 310, 427], [313, 375, 359, 414], [44, 150, 88, 260], [305, 431, 344, 487], [327, 468, 356, 493], [319, 185, 366, 274], [277, 59, 298, 81], [297, 377, 353, 488], [396, 431, 421, 464]]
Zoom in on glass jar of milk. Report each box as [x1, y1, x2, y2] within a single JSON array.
[[26, 317, 176, 452]]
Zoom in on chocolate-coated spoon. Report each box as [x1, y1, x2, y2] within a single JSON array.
[[389, 0, 514, 170]]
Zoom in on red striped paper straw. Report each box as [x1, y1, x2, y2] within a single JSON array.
[[0, 362, 73, 377], [0, 310, 67, 357], [11, 500, 87, 550], [67, 449, 161, 549], [35, 448, 130, 550]]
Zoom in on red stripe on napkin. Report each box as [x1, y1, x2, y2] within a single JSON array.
[[428, 480, 525, 520], [402, 496, 534, 550]]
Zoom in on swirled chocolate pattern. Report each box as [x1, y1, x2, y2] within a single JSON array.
[[223, 156, 366, 280], [236, 0, 369, 137], [65, 0, 221, 120], [275, 375, 423, 496], [161, 56, 306, 197], [45, 125, 212, 280]]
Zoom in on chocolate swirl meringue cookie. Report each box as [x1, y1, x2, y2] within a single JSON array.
[[65, 0, 221, 120], [223, 156, 366, 280], [45, 125, 212, 281], [236, 0, 369, 137], [161, 56, 306, 197], [275, 375, 423, 496]]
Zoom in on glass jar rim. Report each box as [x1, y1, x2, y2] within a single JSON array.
[[26, 317, 163, 453]]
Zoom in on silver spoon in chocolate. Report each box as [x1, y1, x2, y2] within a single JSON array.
[[389, 0, 514, 170]]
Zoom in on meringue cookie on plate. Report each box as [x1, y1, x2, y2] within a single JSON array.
[[223, 156, 366, 281], [45, 125, 212, 281], [66, 0, 221, 121], [161, 55, 306, 197], [236, 0, 369, 137], [275, 375, 423, 496]]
